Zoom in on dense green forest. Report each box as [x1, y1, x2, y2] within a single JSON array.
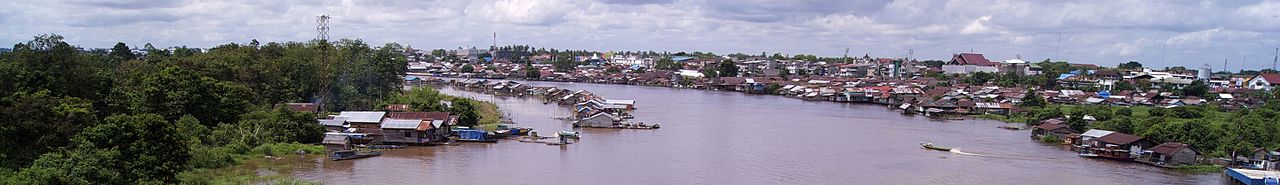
[[0, 34, 409, 184], [987, 98, 1280, 158]]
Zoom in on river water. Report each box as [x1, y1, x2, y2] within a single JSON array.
[[276, 80, 1226, 184]]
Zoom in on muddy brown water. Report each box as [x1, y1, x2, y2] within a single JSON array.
[[273, 80, 1226, 184]]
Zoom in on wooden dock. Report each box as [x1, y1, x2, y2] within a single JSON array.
[[1226, 168, 1280, 185]]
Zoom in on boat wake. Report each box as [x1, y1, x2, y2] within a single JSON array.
[[949, 148, 984, 156]]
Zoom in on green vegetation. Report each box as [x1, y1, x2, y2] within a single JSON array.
[[1039, 136, 1063, 144], [1172, 165, 1223, 174], [1007, 103, 1280, 158], [0, 34, 406, 184], [380, 86, 500, 130]]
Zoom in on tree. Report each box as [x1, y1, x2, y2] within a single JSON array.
[[1118, 61, 1143, 69], [718, 60, 739, 77], [701, 67, 718, 78], [779, 69, 790, 78], [19, 114, 190, 184], [1115, 107, 1133, 117], [461, 64, 474, 73], [654, 57, 679, 70], [386, 86, 447, 112], [1066, 109, 1088, 132], [1183, 80, 1209, 97], [218, 108, 323, 146], [1020, 89, 1046, 107], [0, 90, 97, 170], [524, 66, 541, 79], [109, 42, 135, 61], [112, 67, 252, 126], [450, 99, 480, 127], [1113, 80, 1135, 92]]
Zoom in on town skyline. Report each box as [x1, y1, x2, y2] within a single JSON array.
[[3, 0, 1280, 70]]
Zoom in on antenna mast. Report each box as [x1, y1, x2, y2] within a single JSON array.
[[316, 15, 330, 41]]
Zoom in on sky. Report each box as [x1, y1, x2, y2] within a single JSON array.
[[2, 0, 1280, 70]]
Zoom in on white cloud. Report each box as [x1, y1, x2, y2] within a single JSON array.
[[960, 15, 994, 35], [1, 0, 1279, 68]]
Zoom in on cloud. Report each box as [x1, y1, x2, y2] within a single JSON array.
[[1, 0, 1279, 69], [1165, 28, 1261, 46], [469, 0, 579, 25]]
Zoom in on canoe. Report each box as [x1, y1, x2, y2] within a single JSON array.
[[921, 143, 952, 151], [330, 150, 382, 161], [998, 125, 1020, 130]]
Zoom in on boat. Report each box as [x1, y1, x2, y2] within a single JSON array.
[[330, 150, 382, 161], [367, 144, 405, 149], [920, 143, 952, 152], [1077, 153, 1099, 158], [998, 125, 1020, 130], [558, 131, 581, 139]]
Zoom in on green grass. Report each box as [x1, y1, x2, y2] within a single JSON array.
[[474, 100, 502, 131], [1173, 165, 1223, 174], [180, 143, 324, 184]]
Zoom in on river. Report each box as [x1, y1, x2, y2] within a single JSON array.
[[274, 80, 1226, 184]]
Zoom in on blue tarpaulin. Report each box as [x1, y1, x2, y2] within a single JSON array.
[[457, 130, 487, 140]]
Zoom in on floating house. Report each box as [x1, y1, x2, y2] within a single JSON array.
[[338, 111, 388, 134], [1144, 142, 1198, 166]]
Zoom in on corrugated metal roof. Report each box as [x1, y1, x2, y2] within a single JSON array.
[[1081, 129, 1114, 138], [318, 117, 349, 126], [338, 111, 386, 123], [381, 119, 422, 130]]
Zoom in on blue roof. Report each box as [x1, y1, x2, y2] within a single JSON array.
[[404, 76, 421, 81], [1057, 74, 1075, 80], [671, 56, 694, 61]]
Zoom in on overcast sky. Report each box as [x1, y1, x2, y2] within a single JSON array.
[[3, 0, 1280, 70]]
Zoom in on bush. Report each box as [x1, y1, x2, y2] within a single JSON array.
[[188, 146, 238, 169], [1039, 136, 1063, 144], [249, 143, 323, 157]]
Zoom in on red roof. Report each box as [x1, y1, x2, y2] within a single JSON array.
[[1257, 73, 1280, 85], [951, 53, 996, 66], [386, 112, 451, 121]]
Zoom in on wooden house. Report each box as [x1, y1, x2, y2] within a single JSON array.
[[381, 112, 455, 144], [337, 111, 387, 134], [1145, 142, 1198, 166], [1031, 122, 1077, 142]]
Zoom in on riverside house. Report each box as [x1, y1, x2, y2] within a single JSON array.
[[381, 112, 455, 144], [1030, 120, 1076, 142], [338, 111, 388, 134], [1144, 142, 1198, 167]]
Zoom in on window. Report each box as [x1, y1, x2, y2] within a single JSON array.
[[405, 132, 411, 137]]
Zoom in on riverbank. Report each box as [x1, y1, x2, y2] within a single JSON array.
[[177, 143, 324, 184]]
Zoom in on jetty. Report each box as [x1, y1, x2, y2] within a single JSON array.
[[1226, 168, 1280, 185]]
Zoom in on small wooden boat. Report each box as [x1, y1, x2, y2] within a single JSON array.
[[998, 125, 1020, 130], [1077, 153, 1099, 158], [921, 143, 952, 152], [367, 145, 405, 149], [330, 150, 382, 161]]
